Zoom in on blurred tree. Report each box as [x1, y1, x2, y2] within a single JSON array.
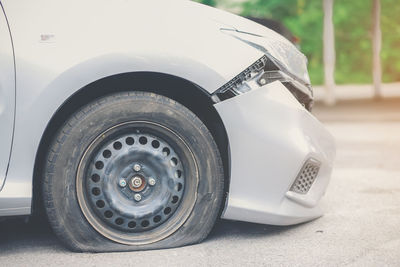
[[195, 0, 400, 85], [196, 0, 217, 7], [241, 0, 325, 84], [381, 0, 400, 82], [333, 0, 372, 84]]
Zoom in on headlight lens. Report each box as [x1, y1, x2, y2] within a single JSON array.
[[213, 29, 314, 110]]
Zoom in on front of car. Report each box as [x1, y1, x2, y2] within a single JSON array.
[[0, 0, 335, 252], [185, 1, 336, 225]]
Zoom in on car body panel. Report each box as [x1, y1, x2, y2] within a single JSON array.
[[0, 4, 15, 191], [215, 81, 335, 225]]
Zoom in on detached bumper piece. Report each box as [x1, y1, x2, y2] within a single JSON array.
[[215, 81, 335, 226], [257, 71, 314, 111]]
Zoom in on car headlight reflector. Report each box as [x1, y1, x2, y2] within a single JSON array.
[[212, 55, 314, 111]]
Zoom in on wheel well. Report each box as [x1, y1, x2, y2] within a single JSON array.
[[33, 72, 230, 215]]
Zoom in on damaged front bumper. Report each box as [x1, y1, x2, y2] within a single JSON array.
[[215, 81, 335, 226]]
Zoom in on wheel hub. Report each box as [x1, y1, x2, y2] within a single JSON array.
[[128, 174, 146, 192]]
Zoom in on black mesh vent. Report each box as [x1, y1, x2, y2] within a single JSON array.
[[290, 159, 320, 194]]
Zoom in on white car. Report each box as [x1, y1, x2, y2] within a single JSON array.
[[0, 0, 335, 252]]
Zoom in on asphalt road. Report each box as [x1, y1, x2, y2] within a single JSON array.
[[1, 99, 400, 266]]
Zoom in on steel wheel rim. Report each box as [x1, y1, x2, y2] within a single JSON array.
[[76, 121, 198, 245]]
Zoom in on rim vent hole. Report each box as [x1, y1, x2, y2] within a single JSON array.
[[170, 157, 178, 166], [95, 161, 104, 170], [92, 187, 101, 196], [104, 210, 113, 218], [113, 141, 122, 150], [91, 174, 100, 183], [96, 200, 105, 208], [115, 218, 124, 225], [151, 140, 160, 148], [153, 215, 162, 223], [139, 136, 148, 145], [175, 170, 182, 178], [162, 147, 170, 156], [128, 221, 136, 228], [164, 207, 172, 215], [172, 196, 179, 204], [102, 150, 112, 158], [177, 183, 183, 192], [125, 137, 134, 145]]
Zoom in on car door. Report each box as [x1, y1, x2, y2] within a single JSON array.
[[0, 3, 15, 190]]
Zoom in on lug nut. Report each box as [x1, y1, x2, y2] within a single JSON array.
[[118, 178, 127, 188], [134, 194, 142, 201], [133, 164, 141, 172], [148, 177, 156, 186]]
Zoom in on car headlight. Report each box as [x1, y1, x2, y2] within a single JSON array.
[[220, 29, 311, 85], [212, 29, 314, 111]]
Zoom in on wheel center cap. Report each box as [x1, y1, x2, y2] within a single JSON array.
[[129, 175, 146, 192], [131, 177, 142, 188]]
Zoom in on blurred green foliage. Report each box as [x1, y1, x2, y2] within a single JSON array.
[[196, 0, 400, 85]]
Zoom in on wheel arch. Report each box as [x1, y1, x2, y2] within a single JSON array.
[[32, 72, 230, 215]]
